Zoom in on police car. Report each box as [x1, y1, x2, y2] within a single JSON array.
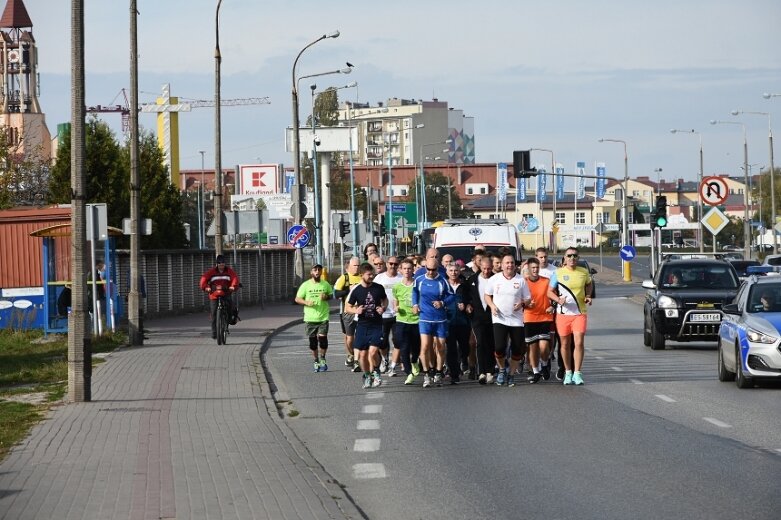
[[718, 268, 781, 388]]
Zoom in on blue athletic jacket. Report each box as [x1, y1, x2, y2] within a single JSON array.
[[412, 273, 455, 323]]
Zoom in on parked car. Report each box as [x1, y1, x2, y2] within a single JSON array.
[[719, 276, 781, 388], [762, 254, 781, 266], [722, 245, 743, 252], [642, 259, 740, 350]]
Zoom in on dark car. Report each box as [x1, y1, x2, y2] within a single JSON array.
[[577, 259, 598, 297], [728, 260, 760, 280], [642, 259, 740, 350]]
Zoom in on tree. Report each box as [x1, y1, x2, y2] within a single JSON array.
[[0, 128, 53, 209], [407, 170, 469, 222], [49, 118, 187, 249]]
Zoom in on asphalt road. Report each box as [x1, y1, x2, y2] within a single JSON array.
[[266, 281, 781, 520]]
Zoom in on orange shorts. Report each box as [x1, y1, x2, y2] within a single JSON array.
[[556, 314, 588, 336]]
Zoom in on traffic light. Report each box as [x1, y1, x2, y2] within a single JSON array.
[[513, 150, 537, 178], [655, 196, 668, 228], [339, 220, 350, 238], [379, 215, 386, 235]]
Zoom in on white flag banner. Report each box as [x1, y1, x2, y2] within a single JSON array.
[[577, 161, 585, 199]]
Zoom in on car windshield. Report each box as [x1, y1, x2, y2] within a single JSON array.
[[747, 285, 781, 313], [660, 265, 738, 289]]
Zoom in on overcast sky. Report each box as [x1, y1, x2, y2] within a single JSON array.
[[24, 0, 781, 186]]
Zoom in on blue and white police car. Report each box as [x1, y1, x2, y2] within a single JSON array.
[[718, 268, 781, 388]]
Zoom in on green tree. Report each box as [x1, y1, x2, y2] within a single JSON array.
[[49, 118, 186, 248], [407, 170, 468, 222], [0, 130, 51, 209]]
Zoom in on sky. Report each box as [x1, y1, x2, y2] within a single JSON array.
[[22, 0, 781, 186]]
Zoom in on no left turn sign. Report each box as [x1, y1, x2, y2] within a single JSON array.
[[699, 176, 729, 206]]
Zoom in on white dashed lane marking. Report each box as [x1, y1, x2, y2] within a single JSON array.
[[610, 366, 624, 372], [353, 438, 381, 452], [353, 463, 387, 479], [629, 378, 644, 384], [362, 404, 383, 414], [655, 394, 677, 403], [594, 356, 604, 360], [366, 392, 385, 399], [357, 419, 380, 430], [703, 417, 733, 428]]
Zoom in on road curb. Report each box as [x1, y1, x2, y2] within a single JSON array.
[[257, 313, 366, 520]]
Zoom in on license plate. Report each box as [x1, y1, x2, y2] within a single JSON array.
[[690, 313, 720, 322]]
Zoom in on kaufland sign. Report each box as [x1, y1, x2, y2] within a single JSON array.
[[239, 164, 281, 195]]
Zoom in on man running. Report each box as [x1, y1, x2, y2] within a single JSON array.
[[463, 256, 496, 384], [334, 257, 362, 371], [413, 258, 454, 387], [393, 259, 422, 385], [373, 255, 402, 375], [548, 247, 593, 385], [345, 263, 388, 389], [445, 262, 470, 384], [523, 258, 554, 383], [484, 254, 531, 387], [294, 264, 333, 372]]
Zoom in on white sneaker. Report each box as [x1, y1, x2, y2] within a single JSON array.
[[379, 358, 388, 373], [486, 373, 495, 384], [423, 374, 432, 388], [433, 373, 443, 386], [372, 373, 383, 388], [387, 365, 397, 377]]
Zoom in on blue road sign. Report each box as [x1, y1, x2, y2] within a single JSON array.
[[619, 245, 637, 262], [287, 225, 311, 249]]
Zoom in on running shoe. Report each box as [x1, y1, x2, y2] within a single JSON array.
[[469, 367, 477, 380], [362, 375, 372, 389], [556, 366, 566, 381], [541, 363, 551, 381], [572, 371, 584, 385], [313, 360, 320, 372], [404, 373, 415, 385], [372, 372, 383, 388], [411, 360, 421, 376], [495, 370, 506, 386], [486, 373, 495, 385], [528, 372, 542, 384], [318, 359, 328, 372], [423, 374, 432, 388], [345, 355, 354, 367], [433, 373, 443, 386], [563, 371, 573, 385], [379, 358, 388, 374], [478, 373, 487, 385], [352, 362, 361, 373], [387, 365, 397, 377], [507, 375, 516, 387]]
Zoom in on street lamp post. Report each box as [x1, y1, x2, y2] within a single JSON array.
[[670, 129, 705, 253], [418, 141, 449, 231], [199, 150, 206, 249], [214, 0, 224, 256], [735, 106, 775, 253], [291, 30, 341, 282], [710, 119, 751, 257], [598, 138, 631, 282]]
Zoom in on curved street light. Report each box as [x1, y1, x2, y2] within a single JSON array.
[[598, 138, 631, 282], [214, 0, 224, 255], [733, 108, 776, 253], [670, 129, 705, 253], [290, 30, 340, 281]]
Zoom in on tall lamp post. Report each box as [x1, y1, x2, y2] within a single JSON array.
[[199, 150, 206, 249], [291, 30, 341, 282], [598, 138, 631, 282], [670, 129, 705, 253], [735, 106, 775, 253], [214, 0, 224, 256], [418, 141, 449, 231], [710, 119, 751, 257]]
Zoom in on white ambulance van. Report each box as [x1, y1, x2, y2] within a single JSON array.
[[432, 218, 522, 264]]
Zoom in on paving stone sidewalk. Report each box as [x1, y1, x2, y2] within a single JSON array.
[[0, 302, 362, 520]]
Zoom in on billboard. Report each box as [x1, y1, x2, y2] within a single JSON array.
[[239, 164, 281, 196]]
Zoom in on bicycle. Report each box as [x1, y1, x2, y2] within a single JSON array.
[[214, 294, 231, 345]]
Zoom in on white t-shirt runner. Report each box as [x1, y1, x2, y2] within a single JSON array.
[[486, 272, 531, 327], [373, 272, 403, 319]]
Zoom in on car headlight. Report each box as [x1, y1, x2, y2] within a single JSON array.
[[746, 328, 777, 344], [657, 295, 678, 309]]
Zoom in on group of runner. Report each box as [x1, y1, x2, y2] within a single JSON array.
[[295, 243, 593, 390]]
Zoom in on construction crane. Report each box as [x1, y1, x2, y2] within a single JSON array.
[[86, 89, 131, 132]]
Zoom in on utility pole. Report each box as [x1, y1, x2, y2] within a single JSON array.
[[128, 0, 143, 346]]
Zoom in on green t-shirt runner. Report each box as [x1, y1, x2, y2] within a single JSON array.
[[393, 281, 419, 325], [296, 279, 333, 323]]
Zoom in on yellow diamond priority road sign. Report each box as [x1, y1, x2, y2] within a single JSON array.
[[702, 207, 729, 235]]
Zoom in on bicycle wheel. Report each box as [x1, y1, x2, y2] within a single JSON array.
[[216, 305, 226, 345], [219, 307, 229, 345]]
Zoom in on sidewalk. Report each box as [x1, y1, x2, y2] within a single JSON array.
[[0, 301, 361, 520]]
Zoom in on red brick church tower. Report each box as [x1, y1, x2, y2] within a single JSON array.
[[0, 0, 51, 161]]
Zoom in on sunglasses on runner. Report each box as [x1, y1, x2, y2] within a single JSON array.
[[566, 254, 579, 258]]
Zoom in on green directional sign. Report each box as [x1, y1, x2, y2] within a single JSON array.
[[386, 202, 417, 230]]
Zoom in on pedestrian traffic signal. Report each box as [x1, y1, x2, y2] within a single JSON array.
[[655, 196, 668, 228], [339, 220, 350, 238], [513, 150, 537, 178]]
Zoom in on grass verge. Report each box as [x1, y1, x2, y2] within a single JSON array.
[[0, 329, 126, 462]]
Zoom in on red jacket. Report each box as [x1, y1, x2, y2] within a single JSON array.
[[199, 266, 239, 300]]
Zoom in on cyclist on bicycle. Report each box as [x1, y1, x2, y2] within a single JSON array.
[[199, 254, 240, 339]]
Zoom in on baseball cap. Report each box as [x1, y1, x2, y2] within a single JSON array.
[[312, 264, 324, 269], [215, 255, 225, 264]]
